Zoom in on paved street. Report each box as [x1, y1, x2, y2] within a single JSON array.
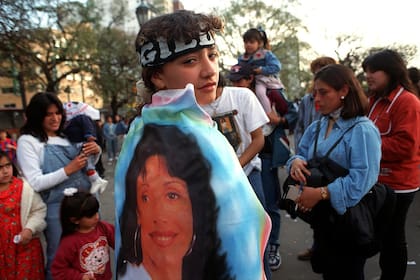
[[99, 155, 420, 280]]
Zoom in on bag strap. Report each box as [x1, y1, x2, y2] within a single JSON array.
[[312, 119, 364, 159]]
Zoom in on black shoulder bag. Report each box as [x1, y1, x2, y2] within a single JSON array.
[[278, 120, 396, 257], [278, 120, 353, 224]]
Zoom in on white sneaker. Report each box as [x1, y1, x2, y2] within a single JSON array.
[[90, 177, 108, 194]]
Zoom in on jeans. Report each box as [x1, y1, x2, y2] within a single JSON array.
[[247, 168, 266, 208], [44, 203, 61, 280], [261, 155, 281, 246], [105, 138, 118, 160], [42, 143, 91, 280], [379, 191, 416, 280]]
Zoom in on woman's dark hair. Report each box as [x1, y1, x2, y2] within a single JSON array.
[[20, 92, 66, 142], [314, 64, 368, 119], [0, 150, 19, 177], [408, 67, 420, 95], [117, 124, 232, 280], [218, 73, 227, 88], [60, 190, 99, 238], [242, 27, 270, 50], [362, 49, 418, 98]]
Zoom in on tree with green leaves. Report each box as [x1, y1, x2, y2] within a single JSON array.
[[91, 26, 139, 116], [333, 34, 418, 86], [0, 0, 141, 116], [0, 0, 101, 97]]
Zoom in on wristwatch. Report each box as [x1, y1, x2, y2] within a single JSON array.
[[320, 187, 328, 200]]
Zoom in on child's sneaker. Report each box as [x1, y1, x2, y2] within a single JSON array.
[[90, 177, 108, 194], [268, 244, 281, 271]]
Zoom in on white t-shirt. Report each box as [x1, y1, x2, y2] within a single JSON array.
[[201, 86, 269, 175], [17, 134, 76, 192]]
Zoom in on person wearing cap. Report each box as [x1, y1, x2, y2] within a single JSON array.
[[115, 10, 271, 280], [227, 63, 255, 87]]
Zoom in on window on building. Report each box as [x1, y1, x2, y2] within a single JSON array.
[[1, 87, 14, 94]]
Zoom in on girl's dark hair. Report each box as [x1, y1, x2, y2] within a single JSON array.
[[243, 27, 270, 50], [362, 49, 418, 98], [0, 150, 19, 177], [218, 73, 227, 88], [20, 92, 66, 142], [314, 64, 368, 119], [408, 67, 420, 95], [118, 124, 232, 279], [60, 191, 99, 238], [136, 10, 224, 93]]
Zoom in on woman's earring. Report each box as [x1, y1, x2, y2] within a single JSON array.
[[185, 234, 196, 256], [134, 225, 140, 259], [340, 95, 345, 100]]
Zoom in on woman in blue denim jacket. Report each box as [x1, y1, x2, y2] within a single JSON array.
[[286, 64, 381, 280], [17, 92, 101, 280]]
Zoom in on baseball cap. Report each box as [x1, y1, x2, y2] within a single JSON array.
[[227, 63, 254, 81]]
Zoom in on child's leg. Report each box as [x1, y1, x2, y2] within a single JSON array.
[[86, 156, 100, 182], [87, 155, 108, 194], [255, 80, 272, 113]]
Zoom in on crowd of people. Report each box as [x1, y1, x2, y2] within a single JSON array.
[[0, 9, 419, 280]]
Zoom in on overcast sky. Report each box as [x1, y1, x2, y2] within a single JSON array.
[[180, 0, 420, 67]]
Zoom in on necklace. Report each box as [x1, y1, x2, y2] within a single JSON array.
[[204, 88, 223, 117], [368, 87, 404, 124], [207, 97, 221, 116]]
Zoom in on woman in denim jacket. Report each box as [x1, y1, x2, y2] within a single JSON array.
[[286, 64, 381, 280]]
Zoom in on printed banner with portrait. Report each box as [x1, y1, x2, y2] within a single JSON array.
[[114, 84, 270, 279]]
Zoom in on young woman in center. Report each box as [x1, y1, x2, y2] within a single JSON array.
[[114, 10, 271, 280]]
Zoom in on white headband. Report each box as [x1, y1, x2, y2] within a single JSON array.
[[138, 32, 215, 67]]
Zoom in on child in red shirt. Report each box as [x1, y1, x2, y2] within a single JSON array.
[[51, 189, 114, 280]]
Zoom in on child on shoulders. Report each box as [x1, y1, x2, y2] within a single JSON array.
[[63, 101, 108, 194], [238, 27, 285, 115]]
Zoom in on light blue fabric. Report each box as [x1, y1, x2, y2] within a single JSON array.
[[41, 143, 91, 280], [238, 49, 282, 76], [286, 116, 381, 215], [114, 85, 271, 279]]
